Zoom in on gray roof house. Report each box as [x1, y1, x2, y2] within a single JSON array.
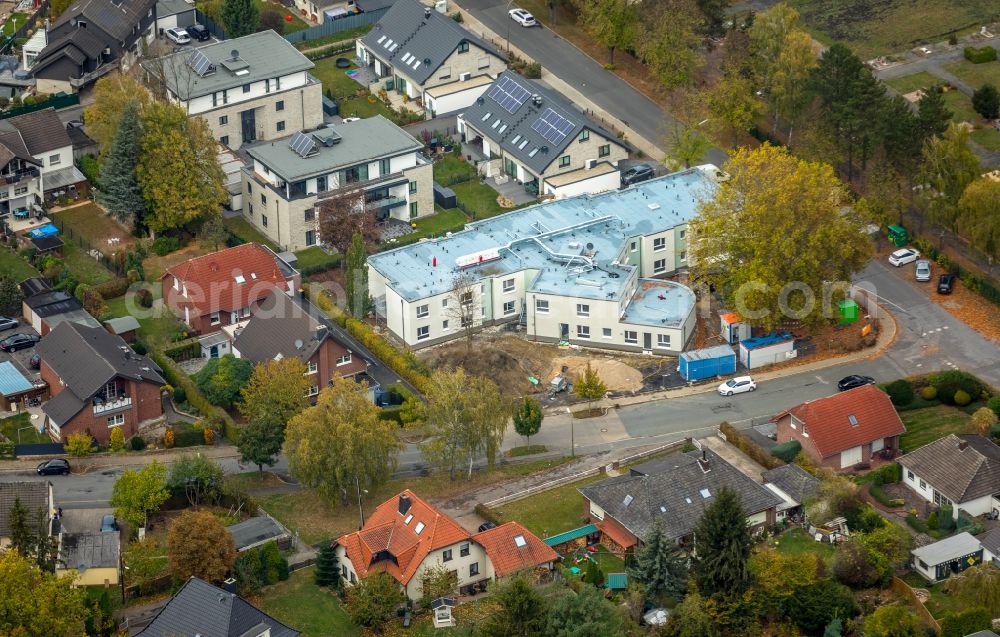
[[137, 576, 300, 637], [579, 449, 783, 550], [0, 481, 54, 542], [56, 531, 120, 586], [761, 464, 820, 517], [898, 434, 1000, 519], [227, 515, 292, 552], [458, 71, 629, 199], [911, 531, 983, 582], [358, 0, 507, 115]]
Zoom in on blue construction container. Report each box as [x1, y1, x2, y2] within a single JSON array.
[[678, 345, 737, 382]]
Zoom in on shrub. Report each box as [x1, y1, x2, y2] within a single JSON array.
[[171, 426, 206, 448], [964, 46, 997, 63], [78, 154, 100, 187], [873, 462, 901, 485], [954, 389, 972, 406], [770, 440, 801, 463], [164, 429, 175, 448], [136, 288, 153, 308], [939, 504, 956, 531], [931, 370, 984, 404], [65, 432, 93, 457], [524, 62, 542, 79], [869, 483, 894, 507], [130, 435, 146, 451], [203, 428, 215, 445], [921, 385, 937, 400], [927, 511, 939, 530], [450, 10, 462, 21], [0, 440, 14, 459], [151, 236, 180, 256], [163, 339, 201, 362], [109, 426, 125, 452], [940, 607, 992, 637], [989, 396, 1000, 418], [92, 278, 130, 300], [149, 351, 237, 439], [173, 386, 187, 404], [884, 379, 914, 406]]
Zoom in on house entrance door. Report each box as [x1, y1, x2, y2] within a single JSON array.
[[240, 109, 256, 144]]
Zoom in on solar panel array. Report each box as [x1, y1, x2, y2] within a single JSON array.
[[486, 76, 531, 114], [530, 108, 575, 145], [288, 131, 316, 158], [187, 48, 213, 77]]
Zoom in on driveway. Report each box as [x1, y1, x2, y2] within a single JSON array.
[[60, 506, 113, 534], [0, 322, 42, 382]]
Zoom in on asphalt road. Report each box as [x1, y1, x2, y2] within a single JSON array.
[[455, 0, 728, 166]]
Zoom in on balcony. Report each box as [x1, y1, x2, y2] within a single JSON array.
[[93, 396, 131, 416], [365, 195, 405, 212], [2, 167, 39, 185]]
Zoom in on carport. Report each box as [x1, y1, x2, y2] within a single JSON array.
[[0, 360, 45, 411]]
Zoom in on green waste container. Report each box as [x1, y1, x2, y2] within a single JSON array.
[[838, 299, 859, 325], [887, 224, 908, 247]]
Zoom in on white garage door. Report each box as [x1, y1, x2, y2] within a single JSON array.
[[872, 437, 885, 453], [840, 446, 862, 469]]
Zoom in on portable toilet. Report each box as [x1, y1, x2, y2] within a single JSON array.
[[838, 299, 859, 325], [720, 312, 750, 344], [887, 225, 908, 247], [679, 345, 737, 382]]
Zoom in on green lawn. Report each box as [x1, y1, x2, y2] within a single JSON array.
[[104, 294, 186, 345], [0, 413, 49, 444], [899, 405, 974, 452], [311, 57, 364, 100], [971, 127, 1000, 151], [294, 246, 340, 273], [433, 154, 477, 186], [62, 241, 115, 286], [413, 207, 467, 236], [770, 527, 837, 564], [943, 59, 1000, 91], [223, 215, 280, 251], [2, 13, 27, 36], [899, 571, 965, 619], [883, 71, 942, 95], [942, 89, 980, 124], [0, 247, 39, 280], [293, 24, 373, 50], [338, 95, 396, 120], [258, 567, 360, 637], [452, 181, 507, 220], [486, 474, 604, 540]]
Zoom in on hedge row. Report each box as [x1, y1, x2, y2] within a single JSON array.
[[719, 422, 784, 470], [770, 440, 801, 464], [298, 252, 341, 277], [170, 426, 207, 448], [93, 277, 130, 300], [0, 440, 14, 459], [163, 338, 202, 362], [965, 46, 997, 63], [474, 502, 503, 526], [307, 285, 431, 395], [149, 351, 239, 442], [912, 236, 1000, 307]]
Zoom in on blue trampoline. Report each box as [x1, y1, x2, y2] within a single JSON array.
[[28, 223, 59, 239]]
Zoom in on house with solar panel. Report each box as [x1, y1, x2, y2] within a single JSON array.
[[457, 71, 628, 199], [367, 165, 719, 351], [357, 0, 507, 117], [240, 116, 434, 250], [144, 30, 322, 150]]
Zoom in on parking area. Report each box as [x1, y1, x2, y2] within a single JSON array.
[[0, 320, 42, 383], [59, 507, 114, 534]]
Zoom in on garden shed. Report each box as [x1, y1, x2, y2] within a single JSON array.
[[739, 332, 794, 369], [910, 531, 983, 582], [678, 345, 736, 382]]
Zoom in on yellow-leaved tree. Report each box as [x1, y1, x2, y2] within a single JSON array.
[[0, 551, 88, 635], [83, 74, 153, 154]]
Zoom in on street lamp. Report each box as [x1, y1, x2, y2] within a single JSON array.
[[566, 407, 574, 458]]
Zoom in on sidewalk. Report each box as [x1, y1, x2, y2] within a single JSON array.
[[0, 443, 240, 473]]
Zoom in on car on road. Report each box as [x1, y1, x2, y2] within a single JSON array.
[[915, 260, 931, 282], [37, 459, 70, 476], [838, 375, 875, 392], [0, 333, 40, 352], [187, 24, 210, 41], [938, 273, 956, 294], [165, 27, 191, 45], [0, 316, 18, 331], [621, 163, 655, 186], [718, 376, 756, 396], [101, 515, 119, 533], [888, 247, 920, 267], [508, 8, 536, 27]]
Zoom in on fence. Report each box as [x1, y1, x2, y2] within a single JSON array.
[[48, 215, 125, 277], [0, 93, 80, 119], [890, 576, 941, 634], [194, 9, 225, 40], [283, 9, 385, 44]]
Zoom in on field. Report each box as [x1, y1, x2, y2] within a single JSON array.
[[53, 202, 136, 251], [943, 59, 1000, 89], [899, 405, 973, 452], [883, 72, 942, 95], [256, 568, 358, 637], [771, 528, 837, 564], [0, 247, 39, 280], [790, 0, 1000, 59]]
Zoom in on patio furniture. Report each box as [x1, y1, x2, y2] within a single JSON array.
[[13, 208, 29, 220]]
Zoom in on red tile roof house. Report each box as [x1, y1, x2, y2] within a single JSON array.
[[336, 490, 556, 601], [773, 384, 906, 471], [161, 243, 301, 337]]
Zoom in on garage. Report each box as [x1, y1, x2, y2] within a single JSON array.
[[840, 445, 862, 469]]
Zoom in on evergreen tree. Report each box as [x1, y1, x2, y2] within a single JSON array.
[[916, 85, 953, 141], [479, 577, 547, 637], [314, 541, 340, 589], [583, 557, 605, 587], [7, 497, 34, 557], [221, 0, 260, 38], [545, 587, 621, 637], [627, 518, 688, 600], [973, 83, 1000, 120], [0, 276, 22, 315], [98, 100, 145, 228], [512, 396, 542, 444], [344, 231, 368, 318], [692, 487, 752, 599]]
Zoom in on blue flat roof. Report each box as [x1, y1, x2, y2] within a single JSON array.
[[0, 361, 32, 395], [370, 165, 718, 302], [620, 279, 695, 328], [741, 332, 793, 350]]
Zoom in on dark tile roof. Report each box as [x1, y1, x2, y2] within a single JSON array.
[[227, 516, 289, 551], [460, 70, 625, 175], [25, 290, 82, 318], [979, 527, 1000, 557], [44, 387, 85, 426], [19, 277, 51, 297], [137, 577, 300, 637], [361, 0, 503, 85], [761, 464, 820, 505], [6, 108, 74, 155], [233, 293, 327, 363], [33, 27, 108, 74], [898, 434, 1000, 504], [54, 0, 157, 42], [0, 482, 50, 537], [0, 128, 40, 168], [580, 449, 784, 542], [59, 531, 119, 569]]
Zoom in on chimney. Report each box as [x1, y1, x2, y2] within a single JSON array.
[[424, 7, 431, 18], [958, 440, 969, 451], [315, 324, 327, 340], [698, 449, 710, 473], [221, 578, 237, 594], [398, 494, 411, 515]]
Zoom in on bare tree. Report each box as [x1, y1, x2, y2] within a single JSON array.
[[317, 190, 378, 255], [445, 273, 479, 350], [140, 39, 198, 105]]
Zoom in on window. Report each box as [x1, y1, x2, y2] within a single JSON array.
[[317, 175, 327, 192], [261, 193, 267, 205], [262, 215, 268, 228], [305, 230, 316, 246], [919, 480, 926, 489], [410, 202, 418, 218], [409, 181, 417, 193], [336, 353, 352, 366], [577, 325, 590, 339], [680, 251, 687, 261], [442, 319, 449, 330], [304, 208, 315, 221], [276, 100, 285, 111], [460, 543, 470, 557], [416, 304, 429, 318], [624, 330, 638, 344], [558, 155, 571, 168], [14, 187, 27, 196], [654, 259, 666, 274], [212, 92, 218, 107], [442, 549, 453, 562], [379, 158, 391, 175], [342, 566, 347, 578], [679, 230, 686, 239], [502, 278, 514, 293], [306, 361, 318, 374], [265, 79, 270, 93], [461, 315, 473, 328], [305, 385, 320, 397], [578, 130, 589, 142], [602, 328, 612, 338], [243, 83, 251, 93], [460, 291, 473, 305], [439, 66, 451, 79], [630, 241, 637, 252], [535, 299, 549, 313], [657, 334, 671, 348], [458, 41, 469, 53], [247, 182, 252, 193], [417, 326, 430, 340], [653, 237, 666, 251], [219, 115, 228, 125], [0, 191, 8, 199], [576, 303, 589, 317], [470, 562, 479, 576], [442, 298, 448, 308], [107, 413, 124, 427], [598, 144, 610, 157], [350, 572, 356, 584], [503, 301, 515, 315], [49, 154, 61, 166], [276, 121, 285, 132], [209, 312, 221, 326], [907, 470, 914, 480], [220, 135, 229, 146], [275, 77, 281, 90]]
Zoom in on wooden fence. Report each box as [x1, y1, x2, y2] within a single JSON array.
[[890, 576, 940, 635]]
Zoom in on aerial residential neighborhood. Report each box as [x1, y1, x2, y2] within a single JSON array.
[[4, 0, 1000, 635]]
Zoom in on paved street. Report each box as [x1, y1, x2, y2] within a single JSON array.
[[454, 0, 728, 166]]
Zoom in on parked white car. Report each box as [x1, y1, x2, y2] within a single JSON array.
[[165, 27, 191, 45], [888, 247, 920, 267], [915, 259, 932, 282], [509, 8, 536, 27], [718, 376, 756, 396]]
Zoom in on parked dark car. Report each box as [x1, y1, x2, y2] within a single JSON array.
[[37, 458, 70, 476], [621, 163, 655, 186], [0, 316, 18, 331], [101, 514, 119, 532], [937, 273, 956, 294], [0, 333, 40, 352], [29, 353, 40, 369], [838, 375, 875, 392], [187, 24, 211, 41], [478, 522, 497, 532]]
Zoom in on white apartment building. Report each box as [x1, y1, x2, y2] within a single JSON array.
[[368, 165, 723, 353]]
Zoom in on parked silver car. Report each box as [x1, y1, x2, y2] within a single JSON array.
[[915, 259, 931, 282]]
